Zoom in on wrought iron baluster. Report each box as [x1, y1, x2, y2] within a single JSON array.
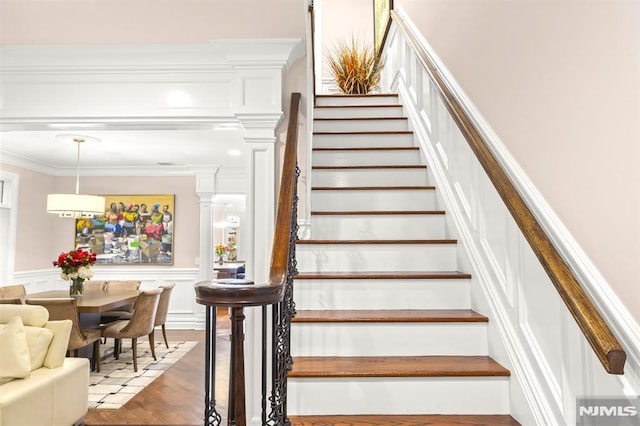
[[266, 163, 300, 426], [204, 306, 222, 426]]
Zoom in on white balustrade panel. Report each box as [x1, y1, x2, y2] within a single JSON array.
[[381, 13, 640, 426]]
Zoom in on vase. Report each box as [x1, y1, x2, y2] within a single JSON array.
[[70, 278, 85, 297], [217, 256, 224, 265]]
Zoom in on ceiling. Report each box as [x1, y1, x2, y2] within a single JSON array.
[[0, 128, 247, 175], [0, 128, 250, 212]]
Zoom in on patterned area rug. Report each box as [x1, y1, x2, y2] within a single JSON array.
[[89, 340, 198, 409]]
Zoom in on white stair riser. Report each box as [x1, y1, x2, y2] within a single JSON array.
[[312, 190, 436, 211], [312, 168, 429, 187], [310, 215, 446, 240], [288, 377, 510, 415], [313, 150, 421, 167], [297, 243, 457, 272], [291, 323, 488, 356], [315, 106, 404, 118], [294, 279, 471, 310], [313, 132, 413, 148], [316, 95, 399, 106], [314, 118, 409, 132]]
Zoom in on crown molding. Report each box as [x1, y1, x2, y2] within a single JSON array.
[[0, 38, 303, 72]]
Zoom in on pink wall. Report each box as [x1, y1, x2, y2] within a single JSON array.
[[321, 0, 374, 80], [0, 0, 306, 44], [2, 163, 200, 270], [396, 0, 640, 321], [1, 164, 59, 271]]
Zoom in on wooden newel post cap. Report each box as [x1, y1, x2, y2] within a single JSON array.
[[194, 279, 285, 308]]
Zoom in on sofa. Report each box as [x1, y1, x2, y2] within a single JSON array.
[[0, 304, 89, 426]]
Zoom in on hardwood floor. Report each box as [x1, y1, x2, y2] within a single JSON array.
[[84, 312, 230, 426]]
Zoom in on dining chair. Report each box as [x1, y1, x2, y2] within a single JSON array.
[[0, 297, 23, 304], [152, 283, 175, 348], [100, 280, 141, 323], [26, 297, 102, 372], [83, 280, 108, 292], [101, 288, 162, 372], [0, 284, 26, 303]]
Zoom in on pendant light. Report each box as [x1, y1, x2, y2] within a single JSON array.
[[46, 135, 105, 218]]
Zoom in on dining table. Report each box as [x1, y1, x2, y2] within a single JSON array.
[[26, 289, 139, 314]]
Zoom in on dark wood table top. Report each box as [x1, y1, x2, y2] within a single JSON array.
[[27, 289, 139, 314]]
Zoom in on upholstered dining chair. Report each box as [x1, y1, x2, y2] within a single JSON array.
[[100, 280, 141, 323], [101, 288, 162, 372], [152, 283, 175, 348], [26, 297, 102, 372], [0, 284, 26, 303], [0, 297, 23, 304], [83, 280, 108, 292]]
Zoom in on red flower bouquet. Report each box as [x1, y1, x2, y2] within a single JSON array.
[[53, 248, 97, 280]]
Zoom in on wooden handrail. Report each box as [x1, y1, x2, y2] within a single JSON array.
[[270, 91, 301, 285], [308, 2, 317, 102], [391, 10, 626, 375], [195, 92, 302, 308]]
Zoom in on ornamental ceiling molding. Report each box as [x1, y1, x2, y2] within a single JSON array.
[[0, 38, 304, 74]]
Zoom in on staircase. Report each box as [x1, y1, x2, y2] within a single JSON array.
[[287, 94, 520, 425]]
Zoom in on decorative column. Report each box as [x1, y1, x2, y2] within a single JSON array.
[[195, 170, 219, 326], [240, 127, 278, 424]]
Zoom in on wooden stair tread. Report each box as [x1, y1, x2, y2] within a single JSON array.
[[312, 165, 425, 170], [289, 355, 510, 378], [293, 309, 488, 323], [311, 185, 434, 190], [313, 146, 418, 151], [289, 414, 520, 426], [315, 117, 408, 121], [313, 131, 413, 135], [311, 210, 445, 215], [316, 94, 398, 98], [315, 104, 403, 109], [297, 239, 457, 245], [295, 271, 472, 279]]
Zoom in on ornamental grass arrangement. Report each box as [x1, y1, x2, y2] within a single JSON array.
[[52, 248, 97, 280], [327, 37, 383, 95]]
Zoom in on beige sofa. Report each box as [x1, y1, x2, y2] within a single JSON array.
[[0, 304, 89, 426]]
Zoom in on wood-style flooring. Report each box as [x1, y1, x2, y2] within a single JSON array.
[[84, 312, 230, 426]]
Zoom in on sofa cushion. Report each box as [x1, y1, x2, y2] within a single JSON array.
[[42, 320, 72, 369], [0, 305, 48, 327], [0, 316, 31, 385], [23, 326, 54, 371]]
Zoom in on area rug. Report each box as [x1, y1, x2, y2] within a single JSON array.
[[88, 340, 198, 409]]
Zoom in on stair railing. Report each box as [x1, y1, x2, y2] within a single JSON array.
[[390, 10, 625, 375], [195, 92, 301, 426]]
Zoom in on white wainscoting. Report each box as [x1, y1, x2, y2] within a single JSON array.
[[14, 267, 205, 330], [383, 10, 640, 426]]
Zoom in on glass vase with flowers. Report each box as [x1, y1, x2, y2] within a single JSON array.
[[214, 244, 229, 265], [53, 248, 97, 296]]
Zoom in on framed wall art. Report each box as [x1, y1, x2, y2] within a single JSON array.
[[374, 0, 394, 55], [75, 194, 175, 265]]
